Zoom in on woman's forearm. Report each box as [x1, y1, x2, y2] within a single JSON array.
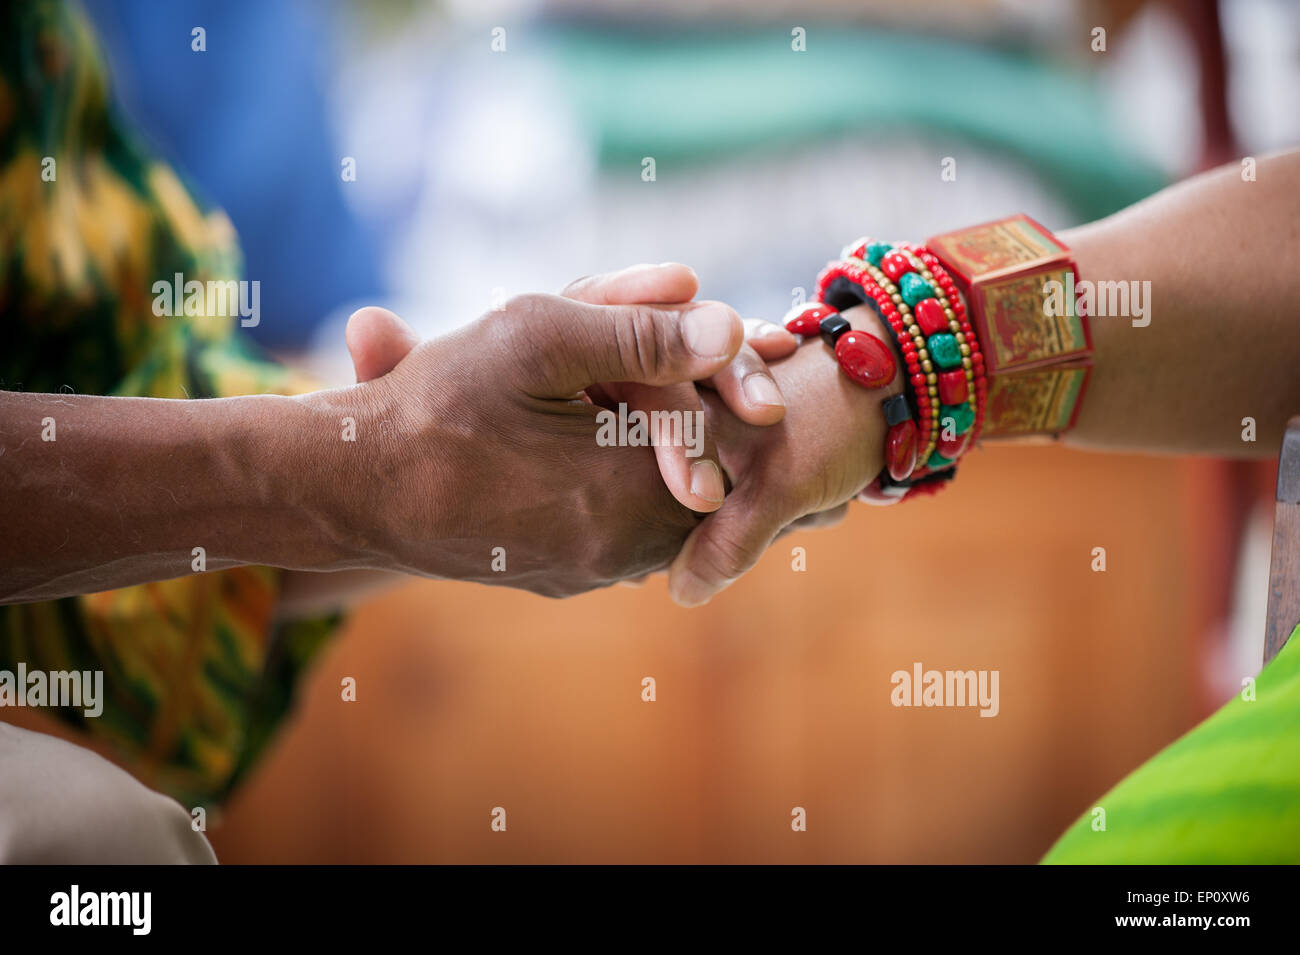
[[1064, 149, 1300, 457]]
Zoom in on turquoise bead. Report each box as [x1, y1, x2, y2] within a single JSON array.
[[927, 448, 956, 470], [865, 242, 892, 267], [927, 332, 962, 369], [899, 272, 935, 306], [939, 401, 974, 436]]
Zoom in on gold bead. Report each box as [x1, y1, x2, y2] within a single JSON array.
[[922, 360, 933, 373], [891, 294, 902, 304], [959, 343, 970, 356], [962, 357, 972, 368], [926, 373, 937, 385], [918, 348, 929, 361]]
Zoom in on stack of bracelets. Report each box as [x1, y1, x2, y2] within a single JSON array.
[[783, 215, 1094, 505]]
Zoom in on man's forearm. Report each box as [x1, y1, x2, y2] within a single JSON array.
[[0, 390, 362, 603]]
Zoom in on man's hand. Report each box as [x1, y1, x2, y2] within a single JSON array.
[[560, 264, 789, 512], [1, 266, 762, 603], [314, 279, 750, 597]]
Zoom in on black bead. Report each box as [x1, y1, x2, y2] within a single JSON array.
[[819, 315, 851, 348], [882, 393, 912, 427]]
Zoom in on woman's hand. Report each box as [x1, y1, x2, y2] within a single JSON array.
[[667, 303, 900, 606]]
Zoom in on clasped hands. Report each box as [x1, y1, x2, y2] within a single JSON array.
[[328, 263, 900, 606]]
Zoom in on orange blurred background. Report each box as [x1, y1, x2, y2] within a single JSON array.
[[190, 445, 1229, 863], [2, 442, 1255, 860]]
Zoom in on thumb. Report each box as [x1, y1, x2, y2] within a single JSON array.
[[561, 262, 699, 306], [667, 484, 783, 607], [346, 306, 420, 382], [519, 295, 743, 397]]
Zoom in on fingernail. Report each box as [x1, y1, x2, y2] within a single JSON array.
[[683, 303, 736, 359], [742, 373, 784, 408], [754, 321, 785, 338], [689, 459, 726, 504], [671, 568, 715, 607]]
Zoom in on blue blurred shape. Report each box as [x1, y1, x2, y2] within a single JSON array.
[[85, 0, 383, 347]]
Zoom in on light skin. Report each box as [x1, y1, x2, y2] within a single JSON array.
[[667, 149, 1300, 605]]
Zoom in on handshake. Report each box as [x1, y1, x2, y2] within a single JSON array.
[[0, 262, 902, 609], [328, 262, 900, 606]]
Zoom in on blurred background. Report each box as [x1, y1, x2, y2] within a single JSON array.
[[11, 0, 1298, 861]]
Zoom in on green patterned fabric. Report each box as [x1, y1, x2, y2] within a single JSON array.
[[1044, 626, 1300, 863], [0, 0, 340, 807]]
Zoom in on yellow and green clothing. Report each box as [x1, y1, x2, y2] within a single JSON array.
[[1, 0, 338, 806]]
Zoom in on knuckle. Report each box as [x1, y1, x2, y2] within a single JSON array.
[[488, 292, 570, 388], [614, 307, 670, 381], [498, 291, 552, 325]]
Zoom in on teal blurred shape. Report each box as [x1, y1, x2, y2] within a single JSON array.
[[543, 24, 1167, 220]]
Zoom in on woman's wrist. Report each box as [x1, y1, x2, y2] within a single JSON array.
[[781, 238, 985, 503]]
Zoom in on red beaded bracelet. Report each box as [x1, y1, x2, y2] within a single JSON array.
[[782, 236, 990, 505], [781, 301, 897, 389], [783, 269, 926, 488], [902, 243, 987, 445]]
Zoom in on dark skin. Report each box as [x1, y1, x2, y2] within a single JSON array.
[[0, 268, 786, 604]]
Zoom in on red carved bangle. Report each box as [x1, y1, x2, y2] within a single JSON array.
[[925, 214, 1092, 438], [782, 234, 992, 506]]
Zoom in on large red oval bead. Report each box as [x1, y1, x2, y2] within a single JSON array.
[[880, 251, 913, 282], [885, 419, 919, 482], [783, 302, 837, 336], [834, 331, 896, 388], [914, 298, 948, 336]]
